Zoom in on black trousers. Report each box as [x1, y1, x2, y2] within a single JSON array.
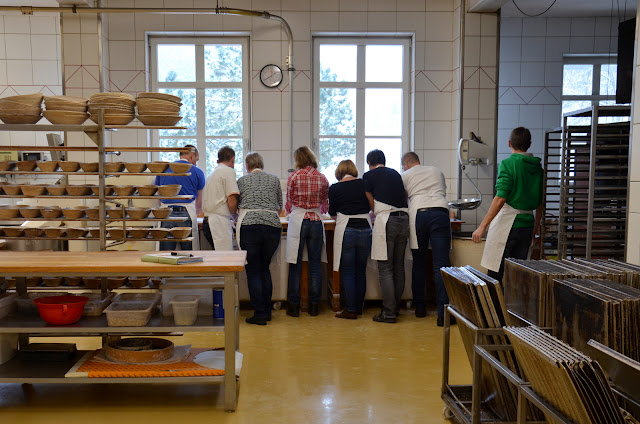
[[487, 226, 533, 283]]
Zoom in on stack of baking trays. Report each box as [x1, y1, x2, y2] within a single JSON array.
[[440, 266, 543, 422], [505, 326, 629, 424]]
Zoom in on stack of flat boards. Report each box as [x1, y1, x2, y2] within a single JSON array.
[[441, 266, 542, 421], [554, 278, 640, 362], [505, 326, 626, 424]]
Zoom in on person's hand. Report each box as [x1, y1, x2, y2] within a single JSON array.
[[472, 226, 485, 243]]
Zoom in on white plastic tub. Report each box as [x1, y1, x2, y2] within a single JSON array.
[[170, 295, 200, 326]]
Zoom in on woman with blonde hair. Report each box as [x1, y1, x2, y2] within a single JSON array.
[[236, 152, 282, 325], [328, 159, 372, 319], [285, 146, 329, 317]]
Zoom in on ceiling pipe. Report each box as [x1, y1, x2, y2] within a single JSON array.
[[1, 5, 296, 169]]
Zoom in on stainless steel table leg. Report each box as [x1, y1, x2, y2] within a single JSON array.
[[224, 272, 237, 412]]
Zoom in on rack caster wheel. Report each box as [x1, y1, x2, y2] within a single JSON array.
[[272, 301, 282, 311], [443, 406, 454, 419]]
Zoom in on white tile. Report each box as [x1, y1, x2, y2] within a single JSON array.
[[165, 15, 195, 32], [520, 37, 545, 61], [500, 36, 521, 62], [259, 150, 283, 178], [32, 60, 60, 86], [282, 0, 310, 10], [498, 62, 520, 86], [595, 17, 614, 37], [426, 0, 453, 12], [424, 120, 452, 149], [109, 41, 136, 70], [626, 213, 640, 264], [62, 34, 81, 65], [4, 15, 30, 34], [425, 42, 452, 71], [480, 14, 497, 37], [426, 12, 453, 42], [61, 14, 81, 34], [80, 33, 100, 65], [369, 0, 396, 11], [479, 36, 497, 67], [414, 41, 425, 70], [291, 42, 311, 72], [595, 37, 616, 53], [545, 36, 570, 61], [368, 12, 396, 32], [425, 91, 452, 121], [280, 11, 310, 41], [134, 13, 165, 41], [80, 14, 98, 34], [544, 61, 563, 87], [571, 17, 595, 37], [498, 105, 519, 129], [6, 60, 33, 85], [413, 120, 425, 149], [291, 92, 311, 121], [478, 89, 495, 120], [310, 11, 340, 32], [519, 104, 543, 129], [630, 182, 640, 213], [252, 41, 283, 72], [31, 35, 58, 61], [30, 16, 58, 35], [397, 12, 426, 41], [251, 0, 281, 10], [522, 18, 546, 37], [464, 13, 481, 36], [339, 11, 367, 32], [108, 13, 135, 41], [414, 91, 425, 121], [546, 18, 571, 36], [0, 61, 7, 85], [0, 16, 4, 34], [463, 88, 479, 119], [570, 36, 594, 54], [253, 91, 282, 121], [543, 104, 561, 130], [501, 17, 522, 37], [5, 34, 32, 60], [422, 149, 452, 177], [520, 61, 544, 86], [631, 125, 640, 181], [339, 0, 368, 11], [292, 121, 311, 149], [252, 121, 282, 150], [464, 36, 480, 67], [310, 0, 339, 11], [194, 14, 224, 33], [397, 0, 425, 12]]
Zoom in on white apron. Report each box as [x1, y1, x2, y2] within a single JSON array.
[[235, 208, 282, 263], [408, 194, 447, 250], [166, 201, 199, 250], [371, 200, 409, 261], [285, 206, 327, 264], [207, 213, 234, 251], [480, 203, 533, 271], [333, 212, 372, 272]]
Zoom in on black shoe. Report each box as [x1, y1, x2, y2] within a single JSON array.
[[356, 309, 363, 316], [286, 303, 300, 317], [265, 315, 272, 322], [309, 303, 319, 316], [415, 306, 427, 318], [372, 313, 396, 323], [245, 316, 267, 326], [437, 316, 456, 327]]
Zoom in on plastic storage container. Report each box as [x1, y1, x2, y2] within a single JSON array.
[[82, 293, 114, 316], [0, 292, 17, 320], [104, 301, 154, 327], [169, 295, 200, 325], [15, 292, 69, 315]]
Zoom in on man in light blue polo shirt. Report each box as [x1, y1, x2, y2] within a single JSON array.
[[155, 144, 205, 250]]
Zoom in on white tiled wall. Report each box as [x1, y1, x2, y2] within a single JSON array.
[[497, 16, 621, 165], [626, 8, 640, 265]]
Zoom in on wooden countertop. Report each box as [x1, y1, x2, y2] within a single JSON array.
[[0, 250, 246, 276]]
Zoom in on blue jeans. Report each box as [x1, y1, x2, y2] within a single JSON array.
[[378, 214, 410, 318], [411, 208, 451, 319], [487, 226, 533, 283], [288, 220, 324, 305], [340, 227, 372, 313], [240, 224, 281, 319], [159, 206, 193, 250]]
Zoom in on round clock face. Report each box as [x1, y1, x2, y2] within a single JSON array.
[[260, 64, 283, 88]]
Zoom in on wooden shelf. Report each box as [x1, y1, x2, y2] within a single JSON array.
[[0, 171, 190, 176], [0, 195, 191, 199], [0, 125, 186, 134]]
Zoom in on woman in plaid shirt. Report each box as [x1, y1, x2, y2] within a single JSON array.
[[285, 146, 329, 318]]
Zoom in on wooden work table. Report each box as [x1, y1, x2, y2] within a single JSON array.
[[0, 250, 246, 412]]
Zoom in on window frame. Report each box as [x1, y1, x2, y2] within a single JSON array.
[[149, 35, 250, 176], [312, 36, 412, 178]]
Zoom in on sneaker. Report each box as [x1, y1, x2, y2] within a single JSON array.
[[286, 303, 300, 317], [335, 310, 357, 320], [415, 306, 427, 318], [245, 316, 267, 326], [372, 313, 396, 323]]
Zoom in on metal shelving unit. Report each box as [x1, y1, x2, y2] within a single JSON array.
[[541, 129, 562, 259], [557, 105, 630, 259]]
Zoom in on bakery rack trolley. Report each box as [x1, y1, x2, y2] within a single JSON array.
[[441, 305, 572, 424]]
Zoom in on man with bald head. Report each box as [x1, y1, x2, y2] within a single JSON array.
[[401, 152, 451, 326]]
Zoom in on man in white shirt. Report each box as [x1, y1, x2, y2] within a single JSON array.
[[401, 152, 451, 326], [202, 146, 239, 250]]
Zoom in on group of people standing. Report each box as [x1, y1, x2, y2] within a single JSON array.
[[157, 126, 543, 328]]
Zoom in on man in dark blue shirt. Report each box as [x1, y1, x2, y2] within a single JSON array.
[[155, 144, 205, 250]]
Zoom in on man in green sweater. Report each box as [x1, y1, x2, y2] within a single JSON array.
[[471, 127, 543, 282]]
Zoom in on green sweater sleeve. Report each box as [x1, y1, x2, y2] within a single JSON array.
[[495, 161, 512, 199]]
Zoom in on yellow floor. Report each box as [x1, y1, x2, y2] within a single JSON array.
[[0, 307, 471, 423]]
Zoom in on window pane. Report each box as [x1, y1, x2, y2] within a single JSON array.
[[562, 64, 593, 96], [319, 138, 356, 183], [598, 100, 631, 124], [600, 64, 617, 96], [562, 100, 592, 126], [319, 88, 356, 136], [205, 88, 243, 137], [366, 45, 403, 82], [158, 138, 196, 163], [364, 138, 402, 174], [365, 89, 402, 136], [206, 138, 243, 178], [158, 88, 196, 137], [205, 44, 242, 82], [319, 45, 357, 82], [157, 45, 195, 82]]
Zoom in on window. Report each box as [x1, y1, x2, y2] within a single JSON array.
[[150, 37, 249, 177], [313, 38, 411, 182], [561, 55, 628, 126]]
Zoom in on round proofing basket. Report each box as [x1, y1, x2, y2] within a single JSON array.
[[104, 338, 174, 363]]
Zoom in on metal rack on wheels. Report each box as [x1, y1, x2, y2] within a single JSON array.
[[441, 305, 571, 424], [541, 129, 562, 259]]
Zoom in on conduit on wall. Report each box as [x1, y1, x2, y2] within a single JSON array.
[[0, 5, 296, 168]]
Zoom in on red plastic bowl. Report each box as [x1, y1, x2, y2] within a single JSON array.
[[33, 295, 89, 325]]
